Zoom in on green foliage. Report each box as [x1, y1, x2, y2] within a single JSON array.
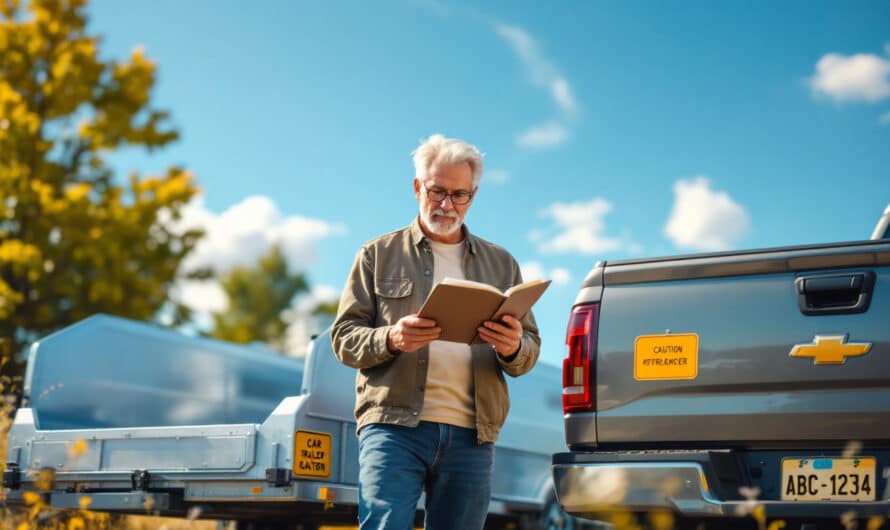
[[210, 246, 308, 349], [0, 0, 202, 382], [312, 299, 339, 317]]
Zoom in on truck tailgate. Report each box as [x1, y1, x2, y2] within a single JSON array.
[[594, 240, 890, 445]]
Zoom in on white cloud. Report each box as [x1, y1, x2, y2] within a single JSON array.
[[281, 284, 341, 357], [664, 177, 749, 251], [172, 279, 228, 314], [494, 23, 578, 117], [809, 51, 890, 103], [516, 122, 569, 149], [159, 195, 346, 333], [534, 198, 630, 255], [168, 195, 347, 274], [551, 78, 576, 115], [494, 22, 578, 150], [519, 262, 544, 282], [519, 262, 572, 286], [292, 284, 341, 313], [551, 268, 571, 286], [486, 169, 510, 184], [880, 111, 890, 125]]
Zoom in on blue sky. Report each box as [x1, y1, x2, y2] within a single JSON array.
[[87, 0, 890, 365]]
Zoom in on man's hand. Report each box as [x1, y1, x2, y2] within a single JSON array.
[[478, 315, 523, 358], [387, 314, 441, 353]]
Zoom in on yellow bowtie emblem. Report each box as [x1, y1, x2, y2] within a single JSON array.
[[789, 335, 872, 365]]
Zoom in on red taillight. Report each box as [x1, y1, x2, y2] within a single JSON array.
[[562, 303, 599, 413]]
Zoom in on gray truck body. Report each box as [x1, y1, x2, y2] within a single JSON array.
[[553, 236, 890, 523], [5, 315, 567, 528]]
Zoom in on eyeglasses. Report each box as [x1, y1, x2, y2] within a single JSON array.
[[422, 182, 474, 205]]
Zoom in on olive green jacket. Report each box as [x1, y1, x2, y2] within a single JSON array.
[[331, 218, 541, 443]]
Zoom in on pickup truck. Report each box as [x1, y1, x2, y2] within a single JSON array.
[[553, 207, 890, 529], [4, 315, 573, 530]]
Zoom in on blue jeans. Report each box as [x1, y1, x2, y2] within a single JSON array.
[[357, 421, 494, 530]]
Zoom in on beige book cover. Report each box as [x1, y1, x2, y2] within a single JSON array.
[[417, 278, 551, 344]]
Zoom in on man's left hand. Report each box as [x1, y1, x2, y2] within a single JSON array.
[[478, 315, 523, 358]]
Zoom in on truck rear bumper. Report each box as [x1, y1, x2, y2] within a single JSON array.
[[553, 451, 890, 520], [553, 459, 722, 517]]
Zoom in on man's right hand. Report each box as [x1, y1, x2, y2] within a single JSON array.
[[387, 314, 441, 353]]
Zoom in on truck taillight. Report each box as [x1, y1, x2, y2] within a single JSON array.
[[563, 303, 599, 413]]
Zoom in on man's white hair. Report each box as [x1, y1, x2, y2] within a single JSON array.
[[412, 134, 484, 186]]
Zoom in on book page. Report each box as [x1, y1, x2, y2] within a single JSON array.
[[492, 280, 551, 322], [503, 278, 546, 297], [440, 277, 503, 295]]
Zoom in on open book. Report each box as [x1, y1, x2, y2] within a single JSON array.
[[417, 278, 551, 345]]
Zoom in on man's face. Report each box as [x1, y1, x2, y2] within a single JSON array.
[[414, 160, 476, 243]]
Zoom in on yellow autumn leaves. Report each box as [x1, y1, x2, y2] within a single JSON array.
[[67, 439, 87, 460], [11, 437, 110, 530], [1, 2, 205, 519], [0, 84, 40, 138], [2, 432, 216, 530], [1, 0, 202, 373], [0, 168, 199, 320]]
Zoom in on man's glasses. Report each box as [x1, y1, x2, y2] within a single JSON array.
[[422, 182, 474, 205]]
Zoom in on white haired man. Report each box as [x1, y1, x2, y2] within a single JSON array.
[[331, 134, 541, 530]]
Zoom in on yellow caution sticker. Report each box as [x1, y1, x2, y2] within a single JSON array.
[[634, 333, 699, 380], [294, 430, 332, 478]]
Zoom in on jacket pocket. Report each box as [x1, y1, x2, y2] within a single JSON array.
[[374, 278, 414, 325]]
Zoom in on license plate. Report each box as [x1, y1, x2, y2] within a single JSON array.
[[781, 457, 876, 501], [293, 430, 331, 478]]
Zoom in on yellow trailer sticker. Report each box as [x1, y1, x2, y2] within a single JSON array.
[[294, 430, 332, 478], [634, 333, 699, 380]]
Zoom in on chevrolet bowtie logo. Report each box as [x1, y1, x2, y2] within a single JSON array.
[[790, 335, 872, 365]]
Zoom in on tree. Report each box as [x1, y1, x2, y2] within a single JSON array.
[[0, 0, 202, 383], [210, 246, 309, 350], [312, 300, 338, 318]]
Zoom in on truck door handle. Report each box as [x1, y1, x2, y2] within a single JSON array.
[[795, 271, 875, 316]]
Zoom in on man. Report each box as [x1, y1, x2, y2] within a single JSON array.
[[331, 134, 541, 530]]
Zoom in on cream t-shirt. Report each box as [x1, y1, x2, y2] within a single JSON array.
[[419, 240, 475, 429]]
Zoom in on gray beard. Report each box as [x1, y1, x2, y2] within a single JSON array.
[[421, 209, 462, 236]]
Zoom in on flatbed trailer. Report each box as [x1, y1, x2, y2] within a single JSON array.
[[4, 315, 574, 529]]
